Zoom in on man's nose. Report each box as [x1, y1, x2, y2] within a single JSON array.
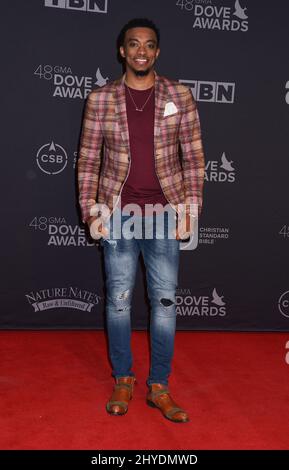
[[138, 46, 146, 55]]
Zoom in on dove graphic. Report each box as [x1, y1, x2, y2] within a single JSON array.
[[95, 68, 109, 87], [212, 288, 226, 306], [220, 152, 235, 172], [233, 0, 248, 20]]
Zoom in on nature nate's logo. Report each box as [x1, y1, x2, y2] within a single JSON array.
[[34, 65, 109, 99], [26, 287, 102, 312], [205, 152, 236, 182], [176, 287, 226, 316], [176, 0, 248, 32]]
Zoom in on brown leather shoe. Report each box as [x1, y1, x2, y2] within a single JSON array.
[[106, 376, 136, 416], [146, 383, 189, 423]]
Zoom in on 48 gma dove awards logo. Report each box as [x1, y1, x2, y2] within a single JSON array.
[[176, 287, 226, 317], [205, 152, 236, 182], [176, 0, 248, 32], [34, 65, 108, 99], [29, 216, 95, 247]]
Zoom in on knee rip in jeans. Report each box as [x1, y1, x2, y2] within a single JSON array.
[[115, 289, 130, 311], [160, 298, 174, 308]]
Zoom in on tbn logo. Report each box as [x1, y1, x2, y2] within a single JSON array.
[[44, 0, 108, 13], [180, 80, 235, 104]]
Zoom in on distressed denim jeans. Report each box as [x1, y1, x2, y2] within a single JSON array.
[[100, 206, 180, 386]]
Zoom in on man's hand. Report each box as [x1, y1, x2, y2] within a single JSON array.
[[87, 215, 109, 240], [87, 203, 110, 240], [175, 213, 195, 240]]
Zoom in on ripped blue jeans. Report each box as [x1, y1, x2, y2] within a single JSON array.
[[100, 207, 180, 386]]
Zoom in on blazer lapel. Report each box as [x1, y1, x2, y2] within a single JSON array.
[[154, 73, 168, 145], [114, 75, 130, 149]]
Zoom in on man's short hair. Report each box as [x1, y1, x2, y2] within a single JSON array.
[[117, 18, 160, 48]]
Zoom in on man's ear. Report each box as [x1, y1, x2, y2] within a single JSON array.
[[120, 46, 125, 58]]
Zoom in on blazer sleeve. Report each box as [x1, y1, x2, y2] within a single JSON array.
[[77, 91, 104, 224], [178, 88, 205, 216]]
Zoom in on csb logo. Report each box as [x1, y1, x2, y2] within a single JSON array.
[[36, 142, 68, 174], [278, 291, 289, 318]]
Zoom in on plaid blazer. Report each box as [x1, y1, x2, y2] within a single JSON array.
[[77, 72, 205, 223]]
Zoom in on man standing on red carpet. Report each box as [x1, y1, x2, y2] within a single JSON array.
[[78, 18, 205, 423]]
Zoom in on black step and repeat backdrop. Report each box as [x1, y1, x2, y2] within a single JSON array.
[[1, 0, 289, 330]]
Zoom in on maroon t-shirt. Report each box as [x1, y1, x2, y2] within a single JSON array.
[[120, 84, 167, 214]]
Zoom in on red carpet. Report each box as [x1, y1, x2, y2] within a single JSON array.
[[0, 330, 288, 450]]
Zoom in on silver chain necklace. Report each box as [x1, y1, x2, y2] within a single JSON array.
[[126, 84, 154, 112]]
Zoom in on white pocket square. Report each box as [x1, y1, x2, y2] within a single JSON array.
[[164, 101, 178, 117]]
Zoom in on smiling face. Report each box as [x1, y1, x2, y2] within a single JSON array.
[[119, 27, 160, 77]]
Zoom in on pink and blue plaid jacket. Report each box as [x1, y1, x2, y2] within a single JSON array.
[[78, 72, 205, 223]]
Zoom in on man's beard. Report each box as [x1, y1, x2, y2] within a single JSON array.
[[131, 66, 153, 77], [133, 68, 151, 77]]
